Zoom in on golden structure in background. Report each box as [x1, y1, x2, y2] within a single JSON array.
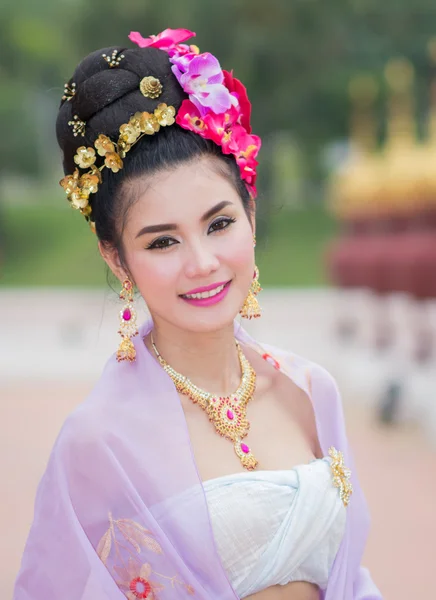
[[326, 41, 436, 357], [329, 55, 436, 222]]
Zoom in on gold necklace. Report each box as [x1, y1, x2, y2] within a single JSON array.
[[151, 334, 258, 470]]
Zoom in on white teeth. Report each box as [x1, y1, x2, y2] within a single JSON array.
[[184, 284, 226, 299]]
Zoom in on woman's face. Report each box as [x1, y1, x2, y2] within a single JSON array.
[[107, 156, 255, 334]]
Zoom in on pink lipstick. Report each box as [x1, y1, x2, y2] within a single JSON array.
[[180, 280, 232, 307]]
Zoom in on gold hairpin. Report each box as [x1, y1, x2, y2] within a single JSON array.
[[62, 82, 76, 102], [140, 76, 163, 99], [60, 103, 176, 231], [68, 115, 86, 137], [102, 50, 125, 68]]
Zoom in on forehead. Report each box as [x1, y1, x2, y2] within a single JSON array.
[[125, 158, 240, 225]]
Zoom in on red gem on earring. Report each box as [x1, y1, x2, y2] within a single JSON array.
[[241, 443, 250, 454], [123, 308, 132, 321]]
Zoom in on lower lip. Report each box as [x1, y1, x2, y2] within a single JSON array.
[[181, 281, 232, 307]]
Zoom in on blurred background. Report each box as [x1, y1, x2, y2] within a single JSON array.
[[1, 0, 436, 598]]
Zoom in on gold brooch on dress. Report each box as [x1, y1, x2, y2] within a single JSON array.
[[329, 446, 353, 507]]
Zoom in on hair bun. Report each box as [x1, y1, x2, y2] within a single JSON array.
[[56, 45, 188, 173]]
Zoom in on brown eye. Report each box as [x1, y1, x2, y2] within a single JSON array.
[[147, 237, 178, 250], [208, 217, 236, 234]]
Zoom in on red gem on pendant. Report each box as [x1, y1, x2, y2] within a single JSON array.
[[241, 443, 250, 454], [227, 409, 234, 420]]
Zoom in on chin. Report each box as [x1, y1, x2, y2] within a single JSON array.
[[185, 310, 238, 334], [174, 300, 240, 334]]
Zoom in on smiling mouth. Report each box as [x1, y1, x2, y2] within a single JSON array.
[[180, 280, 231, 300]]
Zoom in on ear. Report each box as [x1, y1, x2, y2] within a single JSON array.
[[98, 241, 127, 283]]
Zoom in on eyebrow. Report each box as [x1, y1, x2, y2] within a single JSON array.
[[135, 200, 233, 238]]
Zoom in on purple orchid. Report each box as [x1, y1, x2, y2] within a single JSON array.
[[171, 52, 235, 115]]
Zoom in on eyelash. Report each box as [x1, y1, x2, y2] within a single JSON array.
[[146, 217, 236, 251]]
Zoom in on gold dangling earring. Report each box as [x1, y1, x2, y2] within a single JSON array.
[[116, 278, 139, 363], [240, 266, 262, 319], [240, 235, 262, 319]]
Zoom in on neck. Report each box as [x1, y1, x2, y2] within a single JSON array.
[[145, 320, 242, 397]]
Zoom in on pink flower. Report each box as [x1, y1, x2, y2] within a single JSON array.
[[223, 70, 252, 133], [204, 109, 240, 145], [222, 124, 260, 160], [222, 124, 261, 187], [176, 100, 238, 146], [128, 28, 195, 50], [127, 28, 261, 198], [171, 52, 234, 115], [176, 100, 209, 137], [167, 43, 200, 59], [176, 99, 260, 191]]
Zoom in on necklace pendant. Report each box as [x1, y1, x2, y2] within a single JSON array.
[[234, 440, 258, 470], [207, 397, 250, 440], [151, 334, 258, 469]]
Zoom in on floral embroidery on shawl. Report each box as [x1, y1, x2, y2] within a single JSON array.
[[261, 352, 281, 370], [97, 513, 195, 598], [305, 367, 313, 397]]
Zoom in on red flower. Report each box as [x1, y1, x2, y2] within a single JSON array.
[[223, 70, 252, 133]]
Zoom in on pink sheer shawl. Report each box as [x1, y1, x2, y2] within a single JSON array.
[[13, 319, 382, 599]]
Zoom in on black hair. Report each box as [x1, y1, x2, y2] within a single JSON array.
[[56, 45, 252, 266]]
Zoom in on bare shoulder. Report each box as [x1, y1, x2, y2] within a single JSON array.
[[245, 346, 323, 458]]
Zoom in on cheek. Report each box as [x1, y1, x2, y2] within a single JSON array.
[[223, 225, 254, 272], [126, 249, 180, 299]]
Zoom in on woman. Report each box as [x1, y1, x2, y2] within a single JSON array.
[[14, 28, 382, 600]]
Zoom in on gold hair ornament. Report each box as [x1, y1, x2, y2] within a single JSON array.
[[68, 115, 86, 137], [62, 82, 76, 102], [140, 76, 163, 99], [102, 50, 125, 68], [60, 103, 176, 232]]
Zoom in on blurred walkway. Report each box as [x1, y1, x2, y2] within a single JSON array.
[[1, 289, 435, 599]]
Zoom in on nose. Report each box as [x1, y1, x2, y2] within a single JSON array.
[[184, 240, 220, 279]]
